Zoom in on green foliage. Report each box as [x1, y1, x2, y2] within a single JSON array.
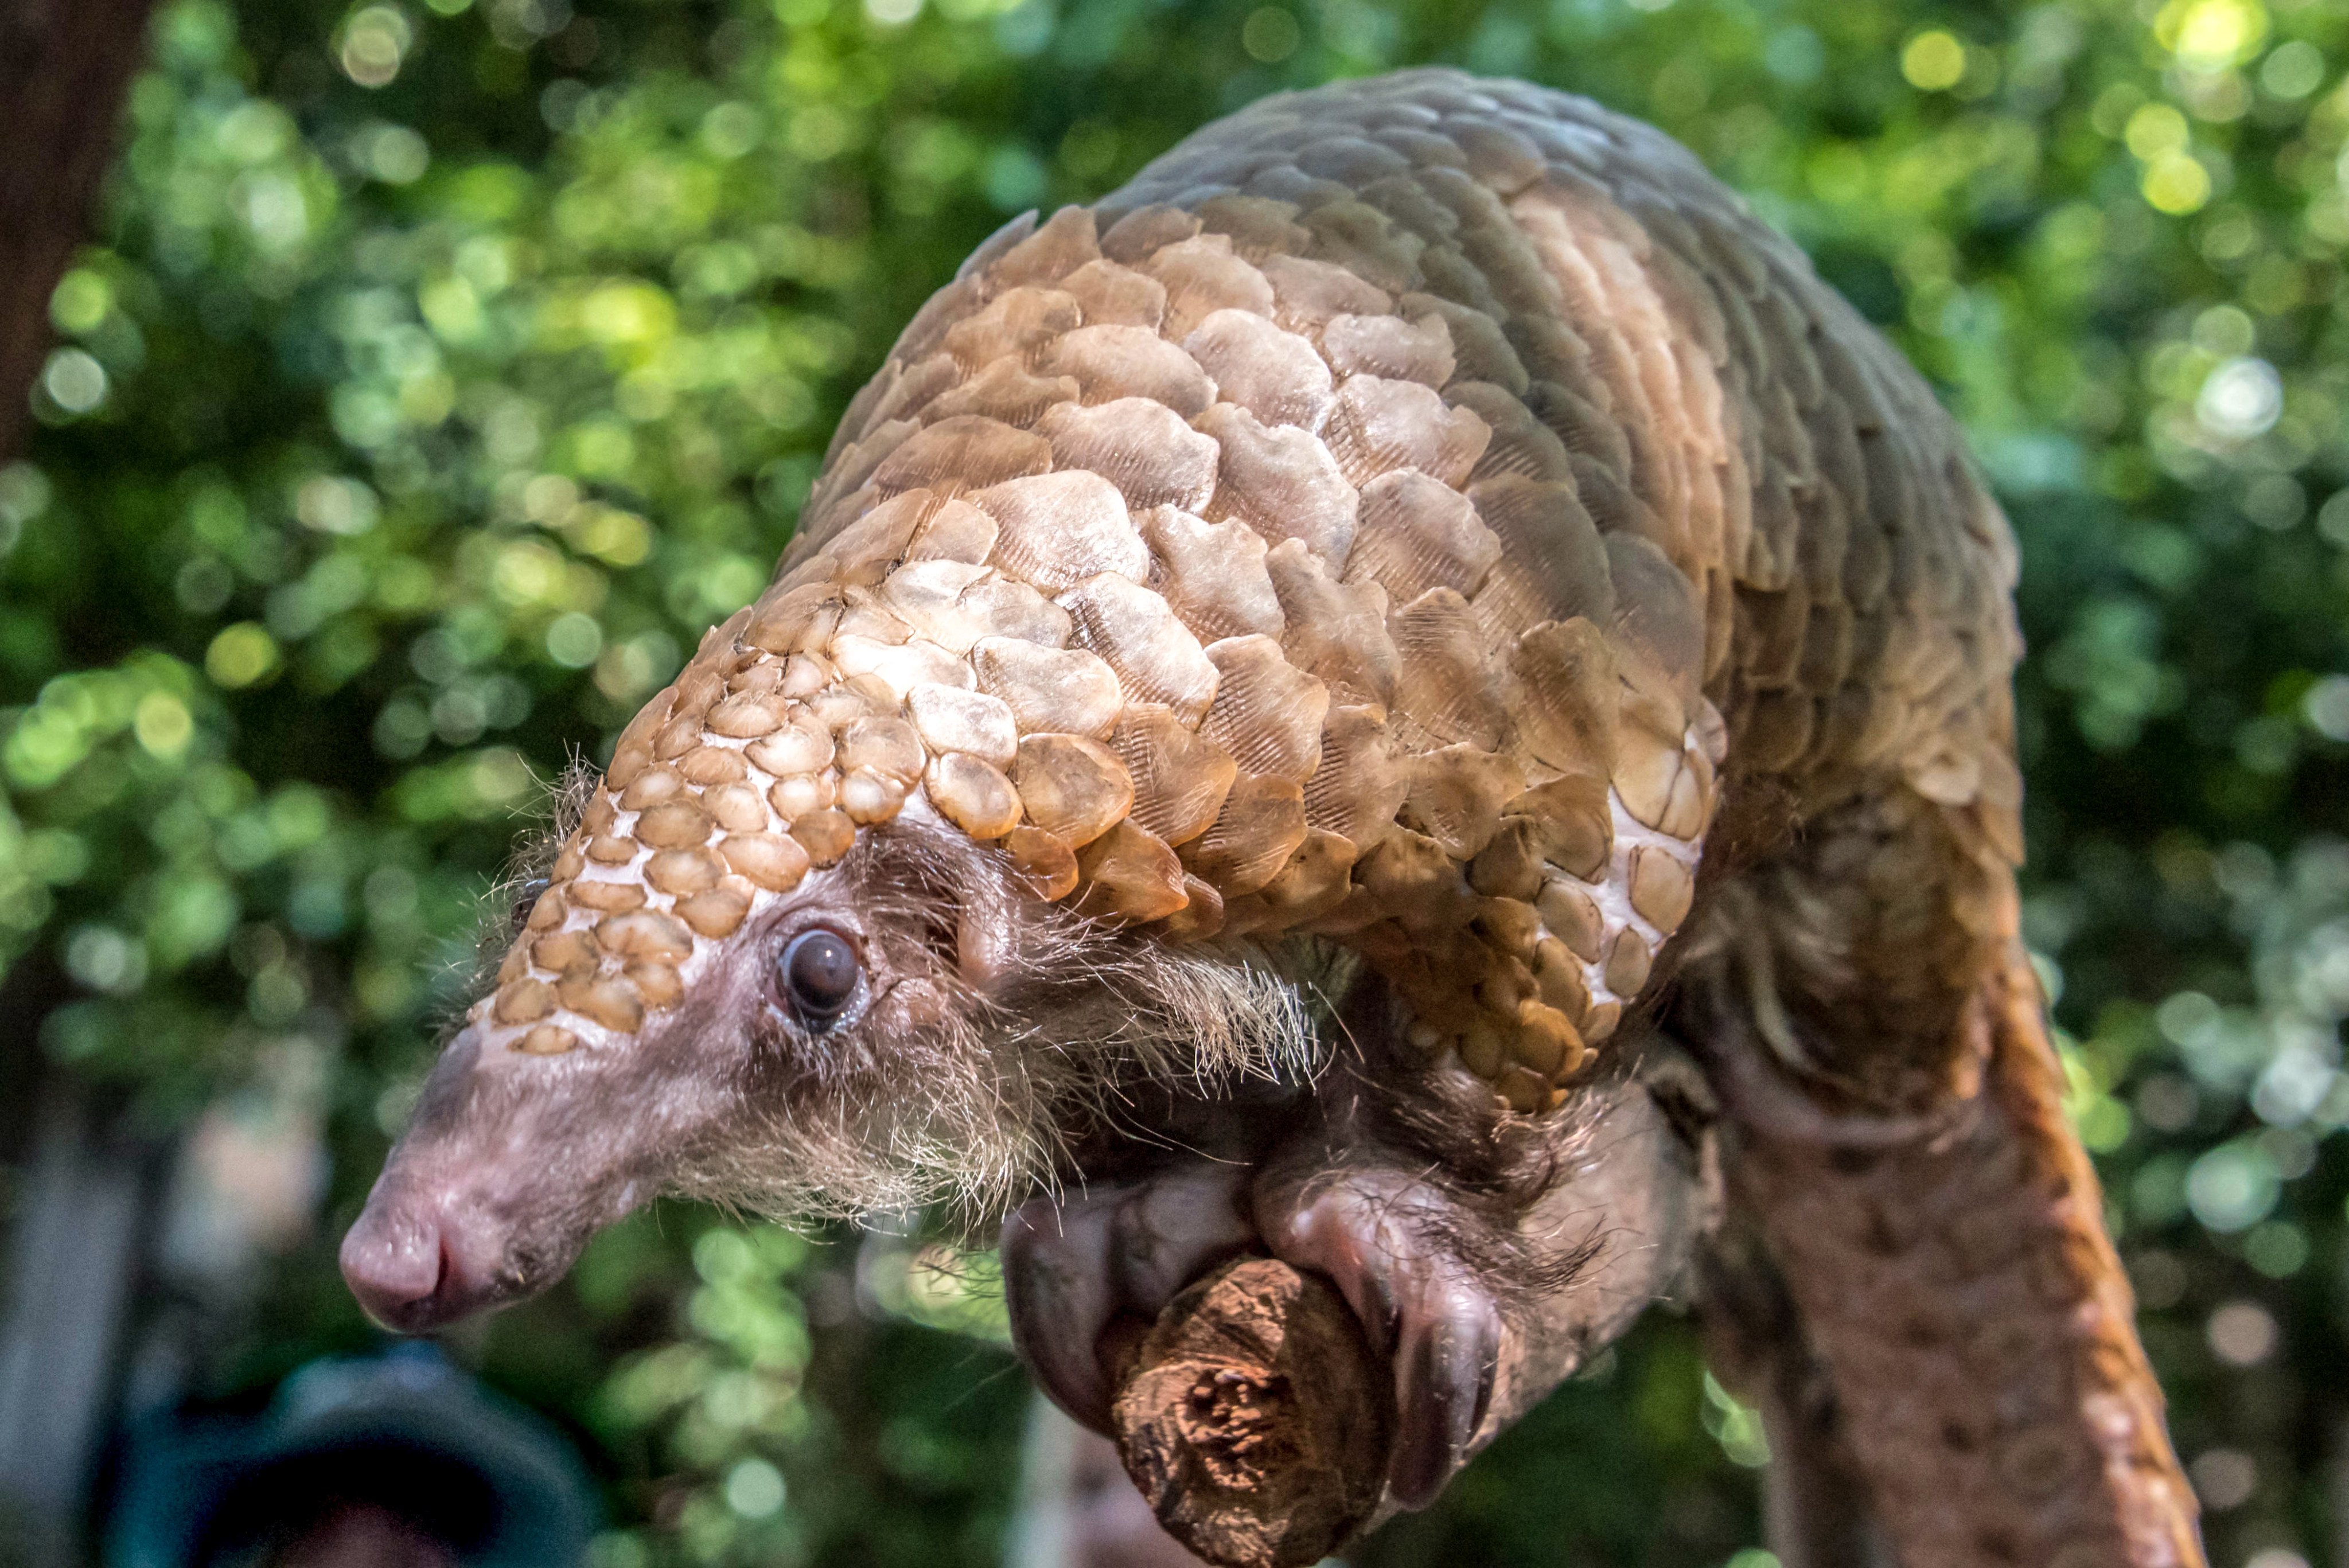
[[9, 0, 2349, 1561]]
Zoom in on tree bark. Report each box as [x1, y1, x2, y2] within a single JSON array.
[[0, 0, 162, 463]]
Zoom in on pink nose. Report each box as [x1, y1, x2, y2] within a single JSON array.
[[339, 1196, 497, 1332]]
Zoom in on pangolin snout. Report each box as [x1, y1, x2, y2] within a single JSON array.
[[340, 1185, 511, 1333]]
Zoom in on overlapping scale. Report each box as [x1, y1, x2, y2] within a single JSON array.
[[1037, 398, 1219, 514]]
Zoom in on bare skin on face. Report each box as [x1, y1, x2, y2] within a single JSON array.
[[344, 815, 1311, 1324]]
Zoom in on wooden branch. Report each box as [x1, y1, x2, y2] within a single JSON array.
[[1110, 1257, 1392, 1568]]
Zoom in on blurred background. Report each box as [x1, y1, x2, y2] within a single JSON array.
[[3, 0, 2347, 1563]]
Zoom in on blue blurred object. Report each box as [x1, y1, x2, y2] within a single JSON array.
[[108, 1344, 597, 1568]]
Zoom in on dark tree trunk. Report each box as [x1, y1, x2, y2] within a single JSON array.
[[0, 9, 167, 1537], [0, 0, 162, 463]]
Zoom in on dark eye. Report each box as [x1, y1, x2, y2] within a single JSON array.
[[780, 929, 861, 1028]]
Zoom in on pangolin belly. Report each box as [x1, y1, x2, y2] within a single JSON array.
[[466, 68, 2200, 1566]]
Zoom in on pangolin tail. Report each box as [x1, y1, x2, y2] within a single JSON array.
[[1731, 947, 2204, 1568]]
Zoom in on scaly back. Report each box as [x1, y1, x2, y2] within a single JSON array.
[[475, 68, 2023, 1114]]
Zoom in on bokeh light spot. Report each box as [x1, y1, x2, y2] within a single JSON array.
[[546, 611, 604, 668], [41, 349, 108, 415], [1902, 31, 1966, 91], [340, 5, 412, 87], [2196, 356, 2281, 438], [2259, 39, 2324, 99], [2186, 1139, 2280, 1231], [2125, 102, 2190, 158], [2142, 150, 2211, 214], [133, 692, 194, 759], [205, 623, 282, 689], [2187, 1446, 2255, 1510], [358, 123, 430, 183], [723, 1457, 786, 1519], [1242, 6, 1300, 63], [295, 475, 381, 535], [49, 271, 111, 336], [2243, 1220, 2308, 1278], [2158, 0, 2266, 71]]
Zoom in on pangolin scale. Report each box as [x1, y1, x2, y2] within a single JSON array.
[[469, 69, 2199, 1566]]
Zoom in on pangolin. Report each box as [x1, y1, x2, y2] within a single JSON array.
[[342, 69, 2204, 1566]]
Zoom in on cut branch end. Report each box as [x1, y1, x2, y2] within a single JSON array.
[[1111, 1257, 1393, 1568]]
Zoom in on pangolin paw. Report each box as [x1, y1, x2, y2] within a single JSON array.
[[1000, 1161, 1256, 1431], [1253, 1164, 1503, 1508]]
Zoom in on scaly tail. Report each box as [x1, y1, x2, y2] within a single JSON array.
[[1724, 947, 2202, 1568]]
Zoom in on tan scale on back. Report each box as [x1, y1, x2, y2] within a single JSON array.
[[474, 68, 2023, 1117]]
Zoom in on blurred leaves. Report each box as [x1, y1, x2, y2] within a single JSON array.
[[10, 0, 2349, 1561]]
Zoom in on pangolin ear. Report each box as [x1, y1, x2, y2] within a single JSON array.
[[957, 918, 1009, 988], [954, 860, 1022, 988]]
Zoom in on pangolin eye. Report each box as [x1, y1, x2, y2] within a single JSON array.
[[780, 929, 860, 1028]]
